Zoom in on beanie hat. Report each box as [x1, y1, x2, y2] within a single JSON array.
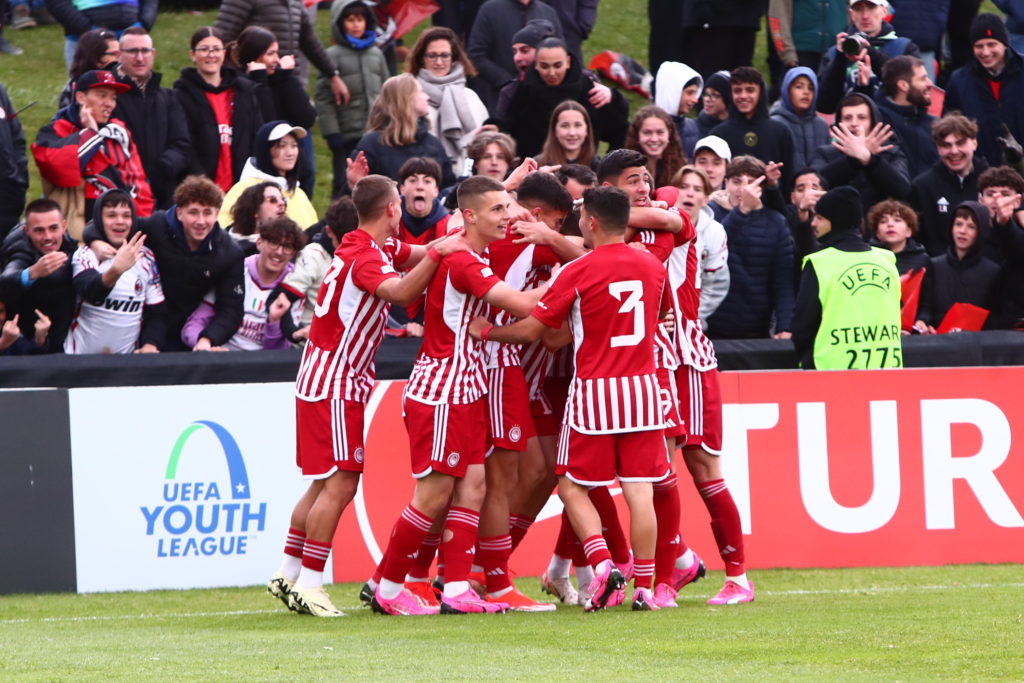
[[814, 186, 862, 232], [512, 19, 556, 48], [970, 13, 1010, 47], [703, 70, 732, 109]]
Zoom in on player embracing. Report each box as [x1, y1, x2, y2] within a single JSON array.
[[469, 185, 672, 611], [267, 175, 468, 617]]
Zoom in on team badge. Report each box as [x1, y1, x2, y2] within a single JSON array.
[[508, 426, 522, 443], [447, 451, 460, 468], [744, 132, 758, 147], [353, 447, 365, 464], [134, 278, 143, 296]]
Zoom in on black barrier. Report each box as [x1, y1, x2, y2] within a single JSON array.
[[0, 332, 1022, 389], [0, 389, 77, 594]]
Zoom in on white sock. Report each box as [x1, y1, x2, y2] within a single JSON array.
[[405, 574, 430, 583], [443, 580, 470, 598], [728, 573, 750, 590], [575, 564, 594, 588], [487, 585, 513, 599], [379, 578, 403, 599], [280, 555, 301, 583], [294, 566, 323, 590], [470, 564, 484, 574], [675, 548, 695, 569], [547, 554, 571, 579], [365, 578, 378, 591]]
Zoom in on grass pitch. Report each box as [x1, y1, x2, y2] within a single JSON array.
[[2, 565, 1022, 681]]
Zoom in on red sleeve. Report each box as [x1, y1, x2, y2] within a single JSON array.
[[448, 252, 501, 298], [635, 229, 675, 262], [654, 186, 679, 206], [32, 120, 89, 188], [386, 237, 413, 268], [532, 264, 578, 328], [351, 245, 400, 295], [532, 243, 563, 267], [676, 208, 696, 243]]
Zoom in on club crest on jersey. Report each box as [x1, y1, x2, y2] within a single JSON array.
[[508, 425, 522, 443], [744, 132, 758, 147], [353, 447, 365, 464], [134, 277, 143, 296], [447, 451, 460, 468]]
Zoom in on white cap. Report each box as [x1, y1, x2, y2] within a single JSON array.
[[693, 135, 732, 162], [849, 0, 887, 7], [267, 122, 307, 141]]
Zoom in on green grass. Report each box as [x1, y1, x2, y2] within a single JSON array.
[[2, 565, 1023, 680]]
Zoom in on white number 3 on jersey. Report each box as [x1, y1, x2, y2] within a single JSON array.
[[608, 280, 644, 348], [314, 258, 345, 318]]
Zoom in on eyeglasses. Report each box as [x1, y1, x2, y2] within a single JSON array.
[[122, 47, 155, 57], [425, 52, 452, 62], [264, 195, 287, 205], [194, 45, 224, 55], [103, 49, 121, 58]]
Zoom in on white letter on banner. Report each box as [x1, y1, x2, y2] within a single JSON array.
[[921, 399, 1024, 530], [721, 403, 779, 534], [797, 401, 901, 533]]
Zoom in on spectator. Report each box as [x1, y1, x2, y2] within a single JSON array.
[[0, 81, 27, 240], [712, 66, 795, 192], [0, 295, 39, 355], [183, 215, 305, 351], [536, 100, 598, 169], [174, 27, 263, 194], [944, 0, 984, 82], [555, 162, 597, 199], [915, 200, 1001, 331], [692, 134, 731, 195], [113, 27, 191, 211], [696, 70, 731, 137], [910, 113, 987, 256], [466, 130, 517, 181], [348, 74, 457, 189], [810, 92, 911, 214], [875, 55, 937, 179], [888, 0, 951, 80], [944, 13, 1024, 169], [867, 198, 931, 273], [224, 181, 287, 256], [993, 0, 1024, 55], [706, 155, 795, 340], [817, 0, 920, 114], [786, 168, 828, 268], [768, 0, 849, 73], [396, 157, 451, 246], [679, 0, 765, 79], [769, 66, 830, 173], [408, 26, 490, 178], [214, 0, 350, 103], [494, 18, 557, 118], [317, 0, 389, 199], [45, 0, 156, 67], [219, 121, 318, 230], [33, 69, 154, 236], [57, 28, 119, 109], [503, 36, 628, 158], [648, 0, 684, 76], [977, 165, 1024, 326], [654, 61, 703, 159], [625, 105, 686, 188], [466, 0, 563, 112], [0, 197, 76, 352], [65, 188, 165, 354]]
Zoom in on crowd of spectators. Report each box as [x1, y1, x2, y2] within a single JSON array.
[[2, 0, 1024, 357]]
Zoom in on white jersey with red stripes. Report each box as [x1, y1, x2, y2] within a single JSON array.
[[532, 242, 670, 434], [294, 229, 411, 403], [404, 250, 501, 405]]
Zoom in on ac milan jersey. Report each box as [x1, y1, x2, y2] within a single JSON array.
[[65, 245, 163, 354], [532, 242, 670, 434], [404, 250, 501, 405], [218, 255, 302, 351], [294, 229, 411, 403]]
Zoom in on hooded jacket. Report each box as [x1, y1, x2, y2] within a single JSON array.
[[655, 62, 703, 160], [809, 92, 912, 212], [918, 200, 1002, 327], [909, 153, 989, 256], [0, 83, 28, 237], [769, 67, 831, 172], [503, 53, 629, 158], [711, 76, 796, 191], [315, 0, 390, 141], [874, 91, 937, 179], [174, 67, 263, 187], [214, 0, 336, 78], [869, 236, 931, 275]]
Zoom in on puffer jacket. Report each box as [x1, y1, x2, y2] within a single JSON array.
[[214, 0, 335, 77], [45, 0, 157, 37], [889, 0, 952, 53], [769, 66, 830, 172]]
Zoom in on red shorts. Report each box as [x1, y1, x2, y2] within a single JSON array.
[[403, 396, 488, 479], [534, 375, 571, 437], [556, 424, 671, 486], [487, 366, 537, 451], [657, 366, 687, 440], [295, 397, 365, 479], [675, 365, 723, 454]]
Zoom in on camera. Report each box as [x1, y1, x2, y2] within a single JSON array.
[[841, 32, 871, 57]]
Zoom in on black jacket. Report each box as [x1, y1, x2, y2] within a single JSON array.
[[45, 0, 157, 37], [0, 227, 78, 353], [113, 69, 192, 210], [989, 215, 1024, 327], [173, 67, 264, 186], [681, 0, 765, 29], [0, 82, 27, 237], [246, 67, 317, 131], [875, 237, 931, 275], [909, 155, 989, 256], [349, 119, 457, 189], [874, 94, 937, 180]]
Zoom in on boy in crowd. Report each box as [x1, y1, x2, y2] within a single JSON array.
[[867, 199, 931, 275], [769, 67, 829, 172], [978, 166, 1024, 327]]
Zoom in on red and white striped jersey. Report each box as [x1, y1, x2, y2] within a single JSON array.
[[655, 187, 719, 370], [629, 227, 682, 372], [404, 250, 501, 405], [485, 231, 561, 369], [532, 242, 670, 434], [294, 229, 412, 403]]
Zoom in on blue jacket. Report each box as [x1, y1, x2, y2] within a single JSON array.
[[889, 0, 952, 53], [769, 67, 831, 172], [993, 0, 1024, 35], [706, 206, 795, 338]]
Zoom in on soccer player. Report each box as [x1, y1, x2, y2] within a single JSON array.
[[470, 185, 673, 612], [65, 188, 166, 354], [268, 174, 469, 617], [371, 175, 547, 616]]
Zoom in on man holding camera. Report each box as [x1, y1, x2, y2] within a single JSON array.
[[816, 0, 920, 114]]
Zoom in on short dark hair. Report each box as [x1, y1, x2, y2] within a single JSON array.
[[597, 149, 648, 184], [867, 199, 918, 235], [882, 55, 924, 97], [24, 197, 63, 218], [730, 66, 763, 87], [398, 156, 442, 185], [556, 163, 597, 188], [978, 165, 1024, 194], [725, 155, 766, 180], [793, 167, 828, 190], [231, 181, 279, 236], [227, 25, 277, 69], [190, 26, 223, 51], [516, 172, 573, 214], [120, 26, 149, 39], [99, 188, 133, 210], [174, 175, 224, 209], [836, 93, 875, 126], [581, 186, 630, 234], [352, 175, 397, 220], [457, 174, 505, 210], [340, 0, 371, 21], [324, 196, 360, 242], [931, 112, 978, 144], [259, 215, 306, 252], [535, 36, 569, 53]]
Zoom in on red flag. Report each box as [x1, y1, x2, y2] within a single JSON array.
[[937, 302, 989, 333], [900, 268, 925, 331]]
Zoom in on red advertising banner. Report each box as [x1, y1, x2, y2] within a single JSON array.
[[332, 368, 1024, 581]]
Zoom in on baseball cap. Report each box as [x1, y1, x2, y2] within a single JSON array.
[[693, 135, 732, 162], [849, 0, 888, 7], [266, 122, 308, 141], [75, 70, 130, 94]]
